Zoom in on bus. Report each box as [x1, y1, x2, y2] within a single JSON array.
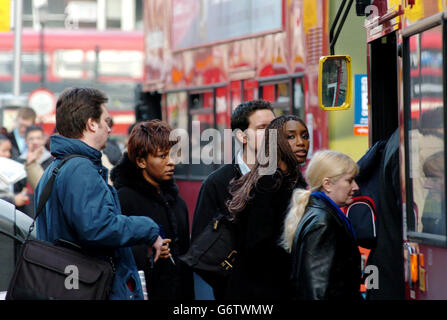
[[354, 0, 447, 299], [141, 0, 330, 219], [0, 29, 143, 138]]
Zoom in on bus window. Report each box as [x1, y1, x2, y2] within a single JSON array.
[[293, 77, 305, 119], [22, 53, 46, 75], [0, 53, 11, 76], [53, 49, 84, 79], [230, 81, 241, 111], [166, 92, 188, 177], [260, 81, 291, 116], [0, 52, 46, 76], [215, 87, 230, 164], [189, 90, 217, 179], [243, 79, 258, 101], [94, 50, 143, 79], [216, 87, 229, 132], [406, 25, 445, 243]]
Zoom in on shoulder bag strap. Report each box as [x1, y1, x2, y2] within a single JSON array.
[[26, 154, 89, 240]]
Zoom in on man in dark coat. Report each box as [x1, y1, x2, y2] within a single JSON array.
[[111, 120, 194, 300], [191, 100, 276, 239], [366, 129, 405, 299], [190, 100, 275, 299]]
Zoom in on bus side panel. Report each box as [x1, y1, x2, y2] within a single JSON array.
[[405, 244, 447, 300]]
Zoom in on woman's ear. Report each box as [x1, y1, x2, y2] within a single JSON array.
[[136, 157, 147, 169], [321, 177, 332, 193]]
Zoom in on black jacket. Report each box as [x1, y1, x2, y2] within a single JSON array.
[[223, 169, 306, 300], [366, 129, 405, 299], [290, 196, 362, 300], [191, 163, 242, 241], [111, 153, 194, 300], [190, 163, 242, 298]]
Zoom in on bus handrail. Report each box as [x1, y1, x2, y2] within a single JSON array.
[[402, 11, 446, 38]]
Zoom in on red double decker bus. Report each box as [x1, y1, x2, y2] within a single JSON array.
[[0, 29, 142, 138], [356, 0, 447, 299], [142, 0, 330, 218]]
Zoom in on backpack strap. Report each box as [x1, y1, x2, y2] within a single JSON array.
[[27, 154, 89, 240]]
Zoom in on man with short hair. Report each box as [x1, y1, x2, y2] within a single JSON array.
[[7, 106, 37, 159], [35, 87, 164, 300], [191, 100, 275, 299], [20, 125, 53, 172], [14, 125, 53, 217]]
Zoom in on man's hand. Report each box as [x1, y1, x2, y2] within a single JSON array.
[[26, 146, 44, 165], [148, 236, 164, 263], [159, 238, 172, 259]]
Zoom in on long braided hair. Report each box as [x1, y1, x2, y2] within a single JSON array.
[[226, 115, 307, 217]]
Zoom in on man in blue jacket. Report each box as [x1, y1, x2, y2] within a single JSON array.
[[35, 87, 163, 300]]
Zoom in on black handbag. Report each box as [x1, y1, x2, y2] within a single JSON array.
[[179, 213, 238, 287], [6, 154, 115, 300]]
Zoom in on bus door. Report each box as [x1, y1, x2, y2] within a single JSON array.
[[401, 13, 447, 300], [369, 31, 399, 144]]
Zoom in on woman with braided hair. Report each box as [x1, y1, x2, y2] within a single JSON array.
[[223, 115, 310, 300]]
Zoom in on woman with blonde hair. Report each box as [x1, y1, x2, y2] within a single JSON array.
[[281, 149, 363, 300]]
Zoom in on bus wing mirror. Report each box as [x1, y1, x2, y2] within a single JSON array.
[[318, 55, 352, 110]]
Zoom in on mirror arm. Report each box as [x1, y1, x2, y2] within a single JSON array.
[[330, 0, 354, 55]]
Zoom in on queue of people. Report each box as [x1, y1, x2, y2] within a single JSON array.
[[1, 86, 388, 300]]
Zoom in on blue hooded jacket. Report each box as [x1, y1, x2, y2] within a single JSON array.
[[35, 135, 160, 300]]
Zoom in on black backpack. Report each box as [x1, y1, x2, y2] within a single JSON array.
[[342, 140, 387, 249]]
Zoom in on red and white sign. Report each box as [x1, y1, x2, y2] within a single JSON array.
[[28, 88, 56, 116]]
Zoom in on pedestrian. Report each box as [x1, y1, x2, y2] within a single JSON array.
[[7, 106, 36, 159], [14, 125, 53, 217], [365, 129, 405, 299], [103, 117, 123, 166], [35, 87, 164, 300], [0, 134, 29, 207], [222, 115, 309, 300], [190, 100, 275, 298], [281, 150, 362, 300], [111, 119, 195, 300]]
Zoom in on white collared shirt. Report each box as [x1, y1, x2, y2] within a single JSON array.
[[236, 150, 251, 176]]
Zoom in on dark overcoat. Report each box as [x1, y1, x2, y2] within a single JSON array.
[[111, 153, 194, 300], [223, 169, 307, 300]]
